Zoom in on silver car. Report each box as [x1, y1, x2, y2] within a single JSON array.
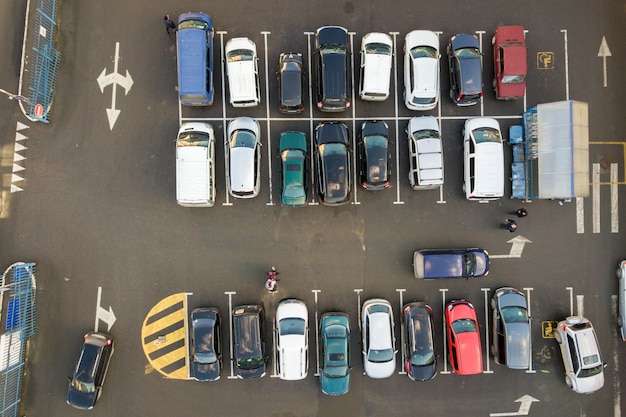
[[361, 299, 396, 379], [226, 117, 261, 198], [617, 260, 626, 341], [490, 287, 530, 369], [554, 316, 605, 394]]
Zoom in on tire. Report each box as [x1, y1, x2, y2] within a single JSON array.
[[618, 316, 623, 327], [565, 375, 573, 388], [554, 331, 562, 343], [618, 268, 623, 279]]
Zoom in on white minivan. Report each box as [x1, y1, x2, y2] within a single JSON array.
[[359, 33, 393, 101], [225, 37, 261, 107], [463, 118, 504, 200], [175, 122, 215, 207]]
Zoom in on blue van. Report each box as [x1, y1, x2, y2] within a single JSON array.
[[413, 248, 490, 279], [177, 13, 214, 106]]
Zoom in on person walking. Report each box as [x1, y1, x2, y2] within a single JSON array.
[[163, 15, 176, 34], [265, 267, 278, 292], [514, 208, 528, 218], [502, 219, 518, 232]]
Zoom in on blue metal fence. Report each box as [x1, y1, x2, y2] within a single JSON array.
[[26, 0, 61, 123], [0, 263, 37, 417]]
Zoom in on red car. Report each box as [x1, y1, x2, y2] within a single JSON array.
[[492, 26, 527, 100], [445, 300, 482, 375]]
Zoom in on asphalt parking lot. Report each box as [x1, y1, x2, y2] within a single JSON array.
[[1, 0, 625, 416]]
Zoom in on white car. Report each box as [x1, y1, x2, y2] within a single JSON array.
[[358, 32, 393, 101], [616, 260, 626, 340], [463, 118, 504, 201], [276, 299, 309, 380], [225, 37, 261, 107], [406, 116, 443, 189], [226, 117, 261, 198], [554, 316, 605, 394], [403, 30, 440, 111], [361, 299, 396, 378]]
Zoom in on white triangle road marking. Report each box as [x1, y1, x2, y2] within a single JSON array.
[[16, 121, 29, 131], [15, 143, 27, 152], [12, 164, 25, 173], [11, 174, 24, 182], [10, 184, 23, 193], [13, 153, 26, 162]]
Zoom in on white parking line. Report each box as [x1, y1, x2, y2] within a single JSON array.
[[217, 31, 233, 207], [566, 287, 574, 316], [390, 32, 404, 206], [349, 32, 360, 206], [225, 291, 237, 379], [475, 30, 486, 118], [304, 32, 318, 206], [561, 29, 570, 100], [523, 287, 535, 374], [439, 288, 451, 374], [396, 288, 406, 375], [577, 294, 585, 318], [312, 289, 321, 376], [271, 315, 279, 377], [593, 163, 600, 233], [261, 32, 274, 206], [577, 197, 585, 233], [481, 288, 493, 374], [611, 163, 619, 233]]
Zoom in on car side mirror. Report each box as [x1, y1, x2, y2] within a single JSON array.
[[604, 363, 608, 368], [67, 376, 72, 382]]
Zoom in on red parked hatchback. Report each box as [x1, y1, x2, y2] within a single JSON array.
[[445, 300, 483, 375], [492, 26, 527, 100]]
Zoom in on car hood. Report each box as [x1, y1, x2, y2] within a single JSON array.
[[574, 372, 604, 394], [67, 387, 96, 410], [364, 358, 396, 379], [193, 360, 220, 381], [321, 373, 350, 395], [236, 362, 266, 379]]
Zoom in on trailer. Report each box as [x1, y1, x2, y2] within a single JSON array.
[[510, 100, 589, 200]]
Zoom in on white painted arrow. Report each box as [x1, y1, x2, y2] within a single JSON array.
[[96, 42, 134, 130], [597, 36, 612, 88], [490, 395, 539, 416], [95, 286, 117, 332], [490, 235, 532, 259]]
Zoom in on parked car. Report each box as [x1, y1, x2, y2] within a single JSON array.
[[554, 316, 605, 393], [314, 26, 351, 111], [404, 30, 440, 110], [445, 300, 482, 375], [227, 117, 261, 198], [315, 122, 351, 205], [361, 299, 396, 378], [67, 332, 114, 410], [413, 248, 489, 279], [406, 116, 444, 189], [359, 32, 393, 101], [176, 122, 215, 207], [447, 33, 482, 106], [463, 117, 504, 201], [232, 304, 267, 379], [492, 26, 527, 100], [616, 260, 626, 341], [279, 131, 308, 207], [276, 299, 309, 380], [490, 288, 530, 369], [176, 12, 214, 106], [320, 312, 351, 395], [278, 53, 305, 113], [403, 302, 437, 381], [225, 37, 261, 107], [359, 121, 390, 190], [190, 308, 222, 381]]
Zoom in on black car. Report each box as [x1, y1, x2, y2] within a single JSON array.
[[190, 307, 222, 381], [403, 302, 437, 381], [314, 26, 351, 112], [359, 121, 390, 190], [67, 332, 114, 410], [315, 122, 351, 206], [278, 53, 305, 114], [232, 304, 267, 379], [447, 33, 482, 106]]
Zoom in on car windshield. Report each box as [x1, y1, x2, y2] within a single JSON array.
[[472, 127, 502, 144], [582, 353, 600, 366], [411, 350, 435, 367], [579, 363, 603, 378], [452, 318, 478, 334], [321, 46, 346, 55], [411, 45, 437, 59], [229, 130, 256, 149], [502, 74, 525, 84], [279, 317, 306, 335], [70, 378, 96, 394], [368, 347, 394, 363], [178, 20, 209, 31], [455, 47, 480, 59], [412, 129, 440, 141], [464, 252, 476, 275], [501, 306, 529, 324], [323, 361, 349, 377], [366, 43, 392, 55], [237, 356, 264, 370], [178, 132, 209, 147], [227, 49, 254, 62]]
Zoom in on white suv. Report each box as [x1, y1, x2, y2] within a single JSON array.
[[225, 37, 261, 107], [554, 316, 605, 394], [361, 299, 396, 378], [276, 299, 309, 380]]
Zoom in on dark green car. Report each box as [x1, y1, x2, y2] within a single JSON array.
[[320, 313, 351, 395], [279, 131, 308, 207]]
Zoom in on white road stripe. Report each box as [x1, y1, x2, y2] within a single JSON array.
[[576, 197, 585, 234], [439, 289, 450, 374], [611, 163, 619, 233], [593, 163, 600, 233], [261, 32, 273, 206], [481, 288, 493, 373], [576, 294, 584, 318], [390, 32, 403, 205], [561, 30, 570, 100]]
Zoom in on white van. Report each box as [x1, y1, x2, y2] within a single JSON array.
[[176, 122, 215, 207], [359, 33, 392, 101], [225, 37, 261, 107], [463, 118, 504, 200]]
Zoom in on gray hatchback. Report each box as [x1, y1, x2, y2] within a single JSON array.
[[490, 287, 531, 369]]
